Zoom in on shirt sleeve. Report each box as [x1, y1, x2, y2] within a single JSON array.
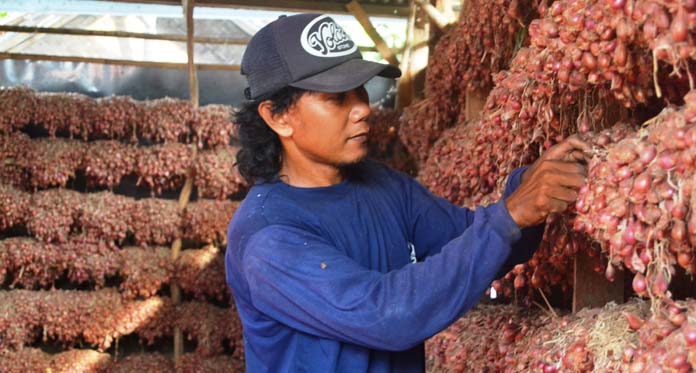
[[408, 167, 545, 277], [242, 200, 521, 352]]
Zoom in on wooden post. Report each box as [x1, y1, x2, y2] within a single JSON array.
[[345, 0, 399, 66], [414, 0, 454, 31], [572, 253, 624, 313], [172, 0, 199, 365], [395, 1, 416, 110], [436, 0, 455, 22], [409, 3, 430, 101], [465, 90, 488, 121]]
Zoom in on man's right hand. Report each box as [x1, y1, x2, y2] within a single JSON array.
[[504, 136, 591, 228]]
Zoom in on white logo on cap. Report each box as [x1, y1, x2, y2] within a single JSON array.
[[300, 15, 358, 58]]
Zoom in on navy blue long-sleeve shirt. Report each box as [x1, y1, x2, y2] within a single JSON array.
[[225, 160, 544, 372]]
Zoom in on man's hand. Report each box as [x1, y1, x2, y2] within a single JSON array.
[[505, 136, 591, 228]]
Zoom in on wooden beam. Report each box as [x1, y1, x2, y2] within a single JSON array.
[[395, 1, 416, 110], [572, 253, 624, 313], [92, 0, 411, 18], [171, 1, 197, 365], [409, 2, 430, 101], [345, 0, 399, 66], [0, 24, 248, 45], [184, 0, 199, 108], [414, 0, 454, 31], [436, 0, 455, 21], [0, 52, 240, 71], [0, 25, 382, 53], [465, 90, 488, 122]]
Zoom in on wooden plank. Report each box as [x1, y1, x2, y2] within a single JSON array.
[[395, 1, 416, 110], [92, 0, 411, 17], [0, 52, 240, 71], [0, 24, 248, 45], [437, 0, 455, 21], [409, 2, 430, 101], [572, 253, 624, 313], [171, 0, 198, 365], [345, 0, 399, 66], [0, 25, 381, 52], [465, 90, 487, 121], [414, 0, 453, 31]]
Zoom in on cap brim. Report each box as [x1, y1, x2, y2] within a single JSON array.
[[289, 59, 401, 93]]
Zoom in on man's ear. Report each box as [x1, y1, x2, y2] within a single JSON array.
[[258, 101, 294, 138]]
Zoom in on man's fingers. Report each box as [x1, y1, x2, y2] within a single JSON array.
[[544, 136, 592, 161], [547, 198, 569, 214], [546, 186, 579, 203], [538, 161, 588, 178]]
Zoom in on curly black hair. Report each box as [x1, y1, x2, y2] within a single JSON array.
[[234, 86, 307, 184]]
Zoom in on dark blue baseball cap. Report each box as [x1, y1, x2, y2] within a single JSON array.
[[241, 13, 401, 100]]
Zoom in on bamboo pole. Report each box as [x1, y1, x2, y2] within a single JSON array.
[[345, 0, 399, 66], [0, 24, 248, 45], [0, 25, 381, 53], [395, 1, 417, 110], [0, 52, 240, 71], [171, 0, 199, 365], [414, 0, 455, 31]]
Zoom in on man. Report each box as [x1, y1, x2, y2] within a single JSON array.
[[226, 13, 589, 372]]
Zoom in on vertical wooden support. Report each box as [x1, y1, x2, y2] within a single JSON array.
[[465, 90, 488, 121], [436, 0, 455, 22], [345, 0, 399, 66], [572, 253, 624, 313], [172, 0, 198, 366], [395, 1, 416, 110], [415, 0, 454, 31], [409, 3, 430, 100]]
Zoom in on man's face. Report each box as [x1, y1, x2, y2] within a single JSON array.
[[286, 86, 371, 167]]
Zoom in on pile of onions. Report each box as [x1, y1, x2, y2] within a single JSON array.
[[0, 88, 238, 148], [0, 348, 112, 372], [182, 199, 239, 246], [91, 95, 143, 142], [0, 183, 29, 231], [428, 298, 696, 371], [493, 124, 636, 297], [0, 238, 154, 292], [131, 198, 181, 246], [193, 146, 246, 199], [0, 238, 233, 300], [191, 104, 237, 149], [399, 0, 538, 165], [176, 353, 245, 371], [83, 140, 137, 189], [76, 192, 133, 245], [0, 186, 235, 249], [4, 135, 243, 195], [417, 122, 491, 207], [32, 91, 96, 139], [135, 143, 193, 195], [26, 188, 82, 243], [173, 301, 243, 357], [0, 293, 240, 354], [119, 246, 173, 299], [575, 92, 696, 306], [175, 245, 229, 302], [422, 0, 696, 206], [0, 289, 172, 351], [0, 86, 37, 134], [0, 349, 244, 372], [139, 98, 195, 143], [20, 137, 87, 190], [0, 132, 30, 187], [367, 108, 416, 174]]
